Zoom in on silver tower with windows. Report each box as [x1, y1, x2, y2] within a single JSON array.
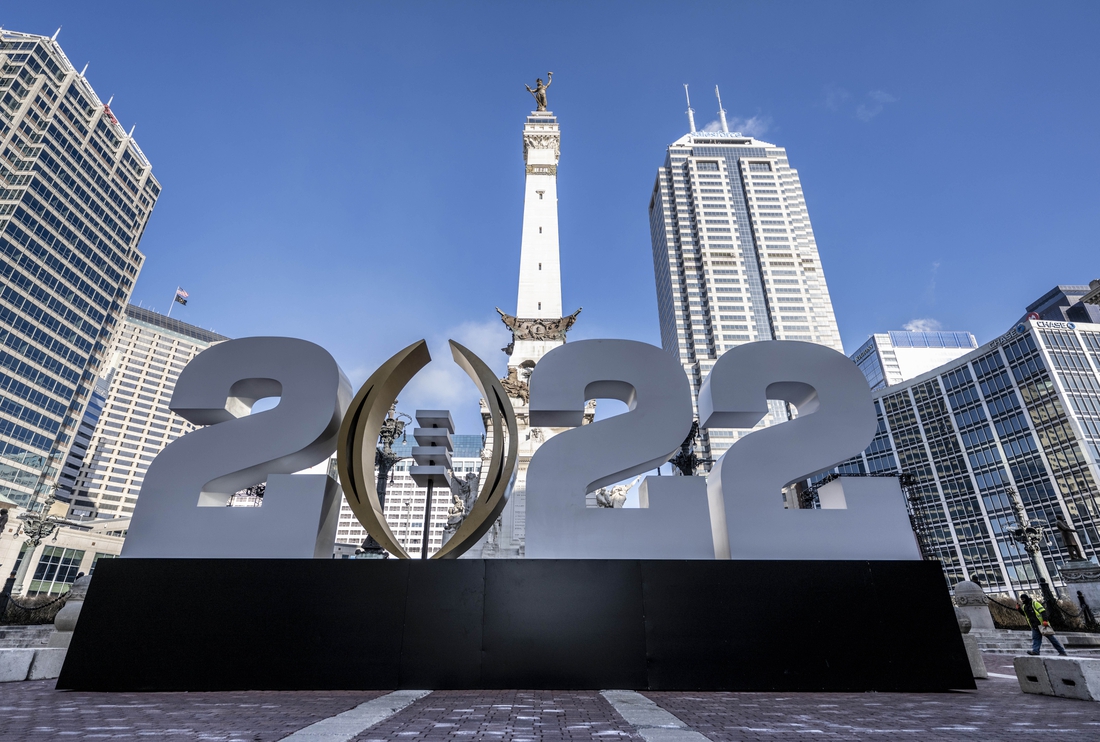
[[649, 93, 843, 462], [0, 29, 160, 506]]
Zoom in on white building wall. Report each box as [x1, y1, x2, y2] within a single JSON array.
[[66, 307, 227, 520], [649, 130, 843, 460]]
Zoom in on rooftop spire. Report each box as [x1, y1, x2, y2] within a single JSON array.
[[684, 84, 696, 133], [52, 27, 61, 41], [715, 85, 729, 133]]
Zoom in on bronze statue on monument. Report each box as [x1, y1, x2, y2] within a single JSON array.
[[526, 72, 553, 111], [1054, 516, 1087, 562]]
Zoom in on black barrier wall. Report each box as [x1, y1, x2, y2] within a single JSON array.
[[57, 559, 973, 692]]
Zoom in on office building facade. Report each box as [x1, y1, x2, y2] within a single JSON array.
[[852, 331, 978, 390], [66, 306, 226, 520], [1024, 284, 1100, 325], [649, 108, 843, 459], [334, 435, 484, 558], [837, 318, 1100, 593], [0, 29, 160, 506]]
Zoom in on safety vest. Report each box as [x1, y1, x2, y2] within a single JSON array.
[[1027, 599, 1046, 625]]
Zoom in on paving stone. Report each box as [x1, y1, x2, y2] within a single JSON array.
[[0, 682, 384, 740], [644, 653, 1098, 740], [1, 653, 1098, 741]]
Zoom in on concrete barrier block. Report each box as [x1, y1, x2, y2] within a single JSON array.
[[0, 648, 36, 682], [1043, 656, 1100, 702], [27, 648, 67, 680], [961, 634, 988, 679], [1014, 655, 1053, 695], [46, 631, 72, 649]]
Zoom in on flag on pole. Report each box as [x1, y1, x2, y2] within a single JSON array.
[[174, 287, 189, 306]]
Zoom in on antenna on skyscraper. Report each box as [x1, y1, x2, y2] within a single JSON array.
[[684, 84, 696, 133], [52, 27, 61, 41], [715, 85, 729, 133], [80, 63, 89, 76]]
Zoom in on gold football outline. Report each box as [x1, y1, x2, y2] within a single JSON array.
[[335, 339, 518, 558]]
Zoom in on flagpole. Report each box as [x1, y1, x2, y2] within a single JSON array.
[[167, 286, 178, 318]]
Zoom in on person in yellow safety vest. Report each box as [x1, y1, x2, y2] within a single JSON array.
[[1017, 593, 1068, 656]]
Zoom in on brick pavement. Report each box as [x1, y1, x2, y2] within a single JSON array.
[[644, 653, 1100, 740], [353, 690, 645, 742], [2, 653, 1099, 741], [0, 685, 383, 741]]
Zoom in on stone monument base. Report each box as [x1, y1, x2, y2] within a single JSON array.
[[58, 558, 973, 692], [1060, 559, 1100, 612]]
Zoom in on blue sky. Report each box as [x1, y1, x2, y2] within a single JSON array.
[[5, 2, 1099, 433]]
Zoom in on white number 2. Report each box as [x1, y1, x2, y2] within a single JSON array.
[[698, 340, 920, 560], [121, 337, 352, 558], [525, 339, 714, 559]]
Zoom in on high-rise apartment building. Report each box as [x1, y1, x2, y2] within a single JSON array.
[[66, 306, 226, 520], [851, 330, 978, 390], [649, 92, 842, 458], [837, 317, 1100, 594], [0, 29, 160, 506], [334, 435, 484, 558]]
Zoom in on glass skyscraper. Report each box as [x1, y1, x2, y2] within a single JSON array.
[[0, 29, 159, 506], [838, 317, 1100, 594], [649, 118, 842, 459]]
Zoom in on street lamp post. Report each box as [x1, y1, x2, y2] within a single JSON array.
[[4, 487, 65, 603], [668, 421, 713, 476], [357, 403, 411, 559], [1007, 485, 1066, 627]]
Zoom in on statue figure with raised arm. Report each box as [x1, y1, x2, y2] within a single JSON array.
[[526, 72, 553, 111], [594, 475, 642, 509]]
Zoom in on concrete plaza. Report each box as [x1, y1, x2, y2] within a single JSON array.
[[1, 654, 1096, 741]]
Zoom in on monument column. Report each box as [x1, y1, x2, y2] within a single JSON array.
[[473, 79, 588, 558]]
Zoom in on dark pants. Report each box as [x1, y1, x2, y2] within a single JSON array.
[[1031, 627, 1067, 654]]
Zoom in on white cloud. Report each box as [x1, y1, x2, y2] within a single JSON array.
[[903, 318, 943, 333], [730, 115, 771, 136], [702, 115, 771, 136], [823, 84, 851, 111], [855, 89, 899, 122]]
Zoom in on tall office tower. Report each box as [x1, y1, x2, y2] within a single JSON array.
[[334, 435, 484, 557], [0, 29, 160, 507], [851, 330, 978, 390], [55, 376, 107, 500], [649, 89, 842, 460], [475, 103, 587, 558], [66, 306, 226, 520], [1024, 285, 1100, 325], [839, 316, 1100, 595]]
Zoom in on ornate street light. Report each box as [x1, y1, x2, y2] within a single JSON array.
[[356, 402, 411, 558], [668, 421, 713, 476], [1006, 485, 1066, 627], [2, 486, 65, 606]]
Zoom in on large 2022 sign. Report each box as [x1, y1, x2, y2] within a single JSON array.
[[119, 337, 919, 562]]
